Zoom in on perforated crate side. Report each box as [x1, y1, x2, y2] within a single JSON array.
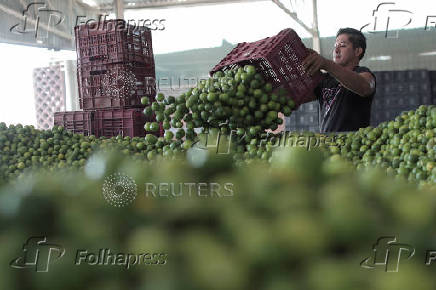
[[53, 111, 94, 136], [75, 20, 154, 66], [33, 63, 66, 130], [77, 62, 156, 110], [210, 28, 322, 107], [94, 108, 161, 138]]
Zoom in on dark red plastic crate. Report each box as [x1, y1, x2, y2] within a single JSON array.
[[53, 111, 94, 136], [94, 108, 163, 138], [77, 62, 156, 110], [210, 28, 322, 108], [75, 19, 155, 66]]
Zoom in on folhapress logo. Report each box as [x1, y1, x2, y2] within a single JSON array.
[[10, 237, 65, 272], [360, 236, 415, 272]]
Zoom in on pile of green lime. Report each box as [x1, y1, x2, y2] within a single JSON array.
[[142, 65, 294, 148], [1, 146, 436, 290], [324, 105, 436, 186], [0, 123, 154, 182]]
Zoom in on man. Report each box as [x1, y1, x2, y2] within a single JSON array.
[[302, 28, 376, 133]]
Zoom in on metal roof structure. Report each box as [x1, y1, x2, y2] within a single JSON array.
[[153, 28, 436, 80], [0, 0, 271, 50], [92, 0, 267, 10], [0, 0, 320, 51], [0, 0, 100, 50]]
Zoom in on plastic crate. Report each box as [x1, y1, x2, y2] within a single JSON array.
[[286, 125, 319, 133], [407, 82, 431, 95], [371, 110, 396, 124], [372, 71, 382, 84], [54, 111, 94, 136], [372, 94, 383, 109], [210, 28, 322, 108], [75, 19, 154, 66], [298, 101, 318, 113], [406, 70, 429, 82], [393, 71, 407, 82], [295, 112, 319, 127], [77, 62, 156, 110], [372, 107, 419, 125], [383, 94, 431, 108], [33, 63, 66, 130], [286, 115, 297, 128], [94, 108, 162, 138], [375, 71, 393, 84]]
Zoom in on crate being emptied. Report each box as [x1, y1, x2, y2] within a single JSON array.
[[210, 28, 322, 108]]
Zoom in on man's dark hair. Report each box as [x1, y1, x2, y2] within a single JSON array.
[[336, 28, 366, 60]]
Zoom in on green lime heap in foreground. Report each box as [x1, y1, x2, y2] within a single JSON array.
[[2, 65, 436, 289], [1, 147, 436, 290]]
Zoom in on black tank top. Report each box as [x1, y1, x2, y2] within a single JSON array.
[[314, 66, 376, 133]]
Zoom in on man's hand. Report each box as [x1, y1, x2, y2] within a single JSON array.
[[302, 49, 327, 76]]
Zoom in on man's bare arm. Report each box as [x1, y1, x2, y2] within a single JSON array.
[[303, 51, 375, 97], [323, 60, 375, 97]]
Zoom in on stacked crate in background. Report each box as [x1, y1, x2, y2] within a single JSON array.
[[371, 70, 433, 126], [285, 101, 319, 133], [34, 63, 66, 130], [53, 111, 94, 136], [54, 19, 161, 138], [431, 71, 436, 102]]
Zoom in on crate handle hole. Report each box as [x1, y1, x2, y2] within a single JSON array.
[[90, 70, 107, 76]]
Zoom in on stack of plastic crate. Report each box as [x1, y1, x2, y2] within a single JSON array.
[[431, 71, 436, 103], [34, 63, 66, 130], [55, 19, 161, 138], [286, 101, 319, 133], [371, 70, 433, 126]]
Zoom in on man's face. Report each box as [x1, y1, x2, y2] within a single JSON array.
[[333, 34, 360, 66]]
